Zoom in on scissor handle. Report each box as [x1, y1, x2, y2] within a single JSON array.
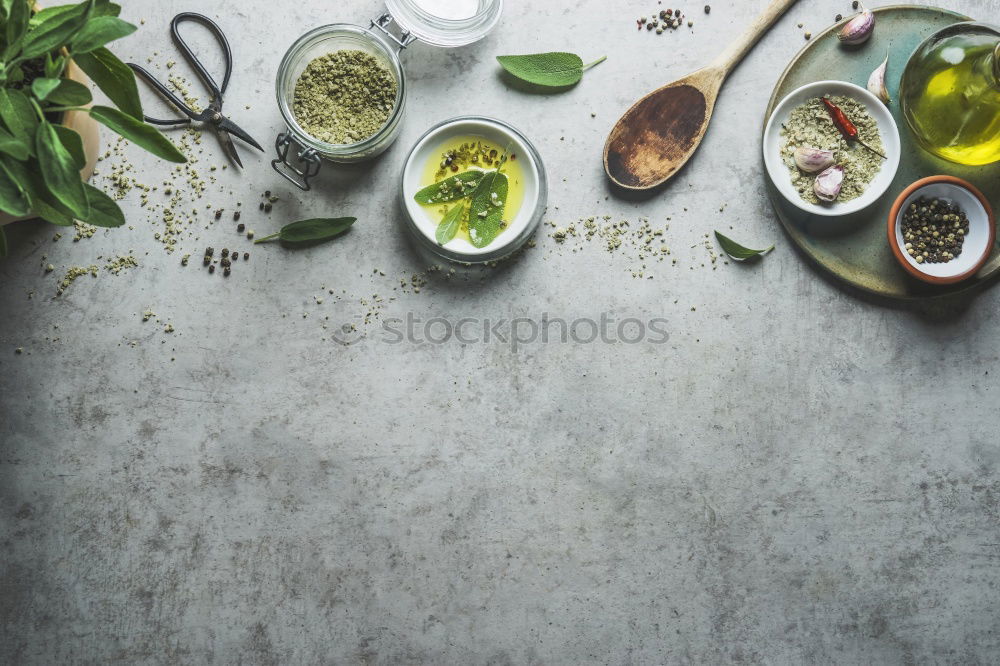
[[126, 63, 199, 126], [171, 12, 232, 102]]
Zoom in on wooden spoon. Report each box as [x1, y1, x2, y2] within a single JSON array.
[[604, 0, 800, 190]]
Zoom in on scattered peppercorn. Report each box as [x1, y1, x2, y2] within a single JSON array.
[[221, 248, 229, 257], [237, 223, 245, 232], [214, 209, 222, 220], [704, 4, 710, 13], [259, 202, 265, 210], [223, 267, 231, 277], [852, 0, 859, 8], [243, 252, 249, 261], [209, 264, 216, 273], [264, 203, 272, 213], [835, 13, 843, 21]]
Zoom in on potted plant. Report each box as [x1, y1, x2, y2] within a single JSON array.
[[0, 0, 187, 257]]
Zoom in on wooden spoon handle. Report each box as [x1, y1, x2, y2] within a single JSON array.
[[711, 0, 800, 75]]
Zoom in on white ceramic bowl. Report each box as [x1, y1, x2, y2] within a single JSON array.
[[763, 80, 900, 217], [888, 176, 996, 284], [400, 116, 546, 264]]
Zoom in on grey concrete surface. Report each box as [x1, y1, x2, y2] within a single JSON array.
[[2, 0, 999, 663]]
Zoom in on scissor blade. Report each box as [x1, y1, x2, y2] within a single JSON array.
[[218, 116, 264, 153], [218, 131, 243, 169]]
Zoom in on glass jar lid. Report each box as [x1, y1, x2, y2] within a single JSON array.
[[384, 0, 502, 48]]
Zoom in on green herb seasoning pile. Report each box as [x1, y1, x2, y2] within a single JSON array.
[[293, 50, 397, 144], [900, 197, 970, 264], [780, 95, 884, 204]]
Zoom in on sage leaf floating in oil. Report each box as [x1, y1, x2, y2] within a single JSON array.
[[254, 217, 356, 245], [496, 52, 606, 88], [467, 171, 509, 249], [413, 170, 484, 204], [714, 231, 773, 260], [435, 204, 464, 245]]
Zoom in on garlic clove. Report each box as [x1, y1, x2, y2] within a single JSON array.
[[867, 52, 890, 105], [813, 165, 845, 202], [839, 3, 875, 45], [793, 146, 836, 173]]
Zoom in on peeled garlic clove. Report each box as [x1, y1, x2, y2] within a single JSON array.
[[839, 4, 875, 45], [813, 165, 845, 202], [868, 52, 890, 104], [793, 146, 836, 173]]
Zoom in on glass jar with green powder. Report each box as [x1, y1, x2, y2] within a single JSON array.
[[273, 0, 503, 190]]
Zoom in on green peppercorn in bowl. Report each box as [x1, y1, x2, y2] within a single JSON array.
[[763, 80, 900, 217]]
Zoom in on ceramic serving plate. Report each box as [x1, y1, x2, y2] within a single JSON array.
[[762, 5, 1000, 300]]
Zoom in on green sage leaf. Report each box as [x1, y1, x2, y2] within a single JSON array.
[[80, 182, 124, 227], [54, 125, 86, 170], [0, 125, 30, 161], [89, 105, 186, 163], [72, 46, 142, 119], [254, 217, 356, 245], [413, 170, 484, 205], [714, 231, 774, 260], [31, 76, 62, 101], [44, 78, 92, 106], [496, 52, 606, 88], [36, 120, 89, 218], [71, 16, 136, 53], [5, 0, 29, 56], [0, 159, 30, 217], [21, 0, 93, 60], [2, 156, 75, 225], [435, 203, 464, 245], [467, 171, 508, 248], [0, 88, 39, 155]]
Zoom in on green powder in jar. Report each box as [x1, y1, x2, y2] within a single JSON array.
[[292, 50, 398, 145]]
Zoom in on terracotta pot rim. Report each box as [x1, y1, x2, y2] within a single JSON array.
[[886, 175, 996, 285]]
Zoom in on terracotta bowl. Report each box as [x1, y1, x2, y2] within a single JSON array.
[[887, 175, 996, 285]]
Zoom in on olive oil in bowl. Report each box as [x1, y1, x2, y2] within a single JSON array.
[[901, 23, 1000, 166]]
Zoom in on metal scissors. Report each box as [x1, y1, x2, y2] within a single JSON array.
[[127, 12, 263, 168]]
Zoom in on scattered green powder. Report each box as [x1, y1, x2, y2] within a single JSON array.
[[292, 50, 397, 144], [57, 265, 98, 296], [105, 254, 138, 275], [73, 221, 96, 241], [779, 95, 884, 204]]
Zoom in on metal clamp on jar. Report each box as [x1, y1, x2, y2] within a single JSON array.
[[272, 0, 503, 190]]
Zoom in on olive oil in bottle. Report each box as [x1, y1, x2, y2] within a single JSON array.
[[901, 23, 1000, 166]]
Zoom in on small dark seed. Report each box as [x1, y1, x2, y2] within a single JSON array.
[[264, 203, 272, 213], [237, 223, 245, 232], [209, 264, 216, 273], [221, 248, 229, 257], [214, 210, 222, 220], [224, 267, 231, 277], [264, 190, 271, 197], [852, 0, 858, 7], [234, 211, 241, 221], [243, 252, 249, 260], [231, 252, 238, 262], [835, 13, 842, 21], [704, 4, 710, 13], [259, 202, 265, 210]]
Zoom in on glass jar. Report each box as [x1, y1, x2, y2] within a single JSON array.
[[272, 0, 503, 189], [901, 22, 1000, 166]]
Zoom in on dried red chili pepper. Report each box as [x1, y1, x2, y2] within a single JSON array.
[[820, 97, 886, 159]]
